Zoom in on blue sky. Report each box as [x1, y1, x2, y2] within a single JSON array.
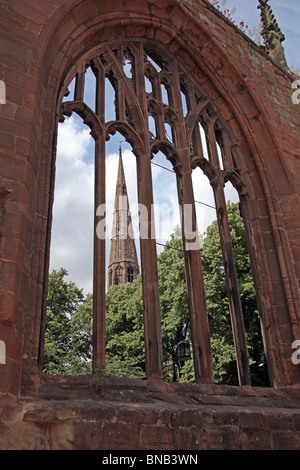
[[49, 1, 300, 293], [219, 0, 300, 71]]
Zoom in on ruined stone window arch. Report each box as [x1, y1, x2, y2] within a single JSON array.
[[51, 39, 267, 386]]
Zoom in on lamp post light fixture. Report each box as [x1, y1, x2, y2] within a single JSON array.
[[176, 339, 191, 364], [172, 338, 191, 382]]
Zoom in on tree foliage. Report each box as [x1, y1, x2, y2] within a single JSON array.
[[157, 226, 190, 375], [105, 275, 145, 378], [43, 268, 93, 375], [201, 202, 266, 385], [44, 203, 268, 385]]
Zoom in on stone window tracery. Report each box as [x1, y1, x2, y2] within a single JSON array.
[[53, 39, 266, 386]]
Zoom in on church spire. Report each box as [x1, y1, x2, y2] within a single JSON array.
[[108, 143, 139, 290], [257, 0, 288, 69]]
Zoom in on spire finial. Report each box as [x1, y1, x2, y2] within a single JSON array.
[[257, 0, 288, 69]]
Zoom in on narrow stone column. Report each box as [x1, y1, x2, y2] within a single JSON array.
[[178, 170, 214, 384], [136, 152, 164, 380], [213, 183, 251, 386], [93, 132, 106, 375]]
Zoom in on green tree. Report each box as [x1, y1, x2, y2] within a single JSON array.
[[156, 203, 267, 385], [157, 226, 190, 377], [44, 203, 268, 386], [105, 275, 145, 378], [43, 268, 92, 375], [201, 202, 267, 385]]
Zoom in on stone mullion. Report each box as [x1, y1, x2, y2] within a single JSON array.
[[192, 123, 204, 160], [213, 181, 251, 386], [91, 58, 105, 125], [221, 129, 234, 172], [74, 63, 86, 102], [137, 153, 164, 380], [185, 82, 196, 114], [117, 72, 126, 122], [135, 44, 163, 380], [178, 171, 214, 384], [205, 117, 251, 384], [136, 43, 148, 118], [146, 68, 161, 104], [92, 131, 106, 375], [206, 121, 220, 168], [171, 59, 214, 384], [157, 106, 166, 141]]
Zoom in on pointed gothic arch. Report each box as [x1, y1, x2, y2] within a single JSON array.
[[42, 38, 274, 387], [7, 1, 298, 395]]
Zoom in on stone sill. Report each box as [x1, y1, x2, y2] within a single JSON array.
[[31, 374, 300, 410], [1, 374, 299, 450]]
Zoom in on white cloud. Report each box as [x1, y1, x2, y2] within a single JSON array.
[[50, 116, 95, 293], [151, 161, 180, 245], [192, 167, 217, 235], [49, 115, 239, 294], [48, 1, 299, 298], [50, 73, 238, 295], [50, 119, 141, 293]]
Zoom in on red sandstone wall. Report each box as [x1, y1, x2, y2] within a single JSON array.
[[1, 377, 300, 450], [0, 0, 300, 395]]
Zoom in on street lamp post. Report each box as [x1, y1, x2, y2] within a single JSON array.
[[172, 338, 191, 382]]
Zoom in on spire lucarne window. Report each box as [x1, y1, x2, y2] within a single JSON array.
[[52, 39, 266, 386]]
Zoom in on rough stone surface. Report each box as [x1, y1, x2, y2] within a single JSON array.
[[1, 377, 300, 450], [0, 0, 300, 450]]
